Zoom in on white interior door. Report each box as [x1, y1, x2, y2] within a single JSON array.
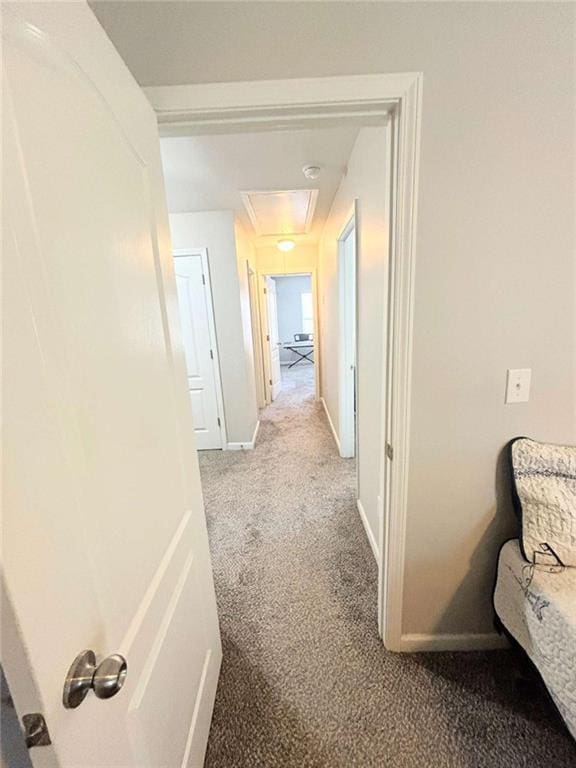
[[266, 277, 282, 400], [174, 252, 224, 450], [339, 217, 357, 458], [247, 264, 266, 409], [2, 5, 221, 767]]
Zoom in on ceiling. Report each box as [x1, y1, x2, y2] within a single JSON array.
[[160, 127, 359, 246]]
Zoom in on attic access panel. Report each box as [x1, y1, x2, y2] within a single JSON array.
[[241, 189, 319, 236]]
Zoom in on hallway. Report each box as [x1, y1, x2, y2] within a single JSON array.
[[198, 369, 573, 767]]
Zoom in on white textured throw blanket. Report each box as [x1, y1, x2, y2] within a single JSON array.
[[511, 438, 576, 567], [494, 539, 576, 739]]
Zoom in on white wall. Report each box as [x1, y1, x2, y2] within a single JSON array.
[[97, 2, 576, 641], [274, 275, 313, 364], [169, 211, 258, 445], [255, 244, 317, 275], [320, 127, 389, 556]]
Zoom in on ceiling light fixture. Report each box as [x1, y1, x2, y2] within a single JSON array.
[[303, 165, 321, 180], [277, 239, 296, 252]]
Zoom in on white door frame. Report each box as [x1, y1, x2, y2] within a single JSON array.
[[259, 275, 282, 403], [246, 261, 267, 409], [257, 268, 320, 405], [174, 247, 228, 449], [337, 206, 358, 460], [147, 73, 422, 651]]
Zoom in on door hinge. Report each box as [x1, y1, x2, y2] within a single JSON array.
[[210, 349, 214, 360], [269, 379, 273, 386], [201, 274, 206, 285], [263, 287, 267, 294], [386, 443, 394, 461], [22, 713, 51, 749], [217, 417, 221, 427], [266, 334, 270, 342]]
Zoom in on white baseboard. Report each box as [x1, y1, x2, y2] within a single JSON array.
[[226, 420, 260, 451], [399, 632, 509, 652], [356, 499, 378, 561], [320, 397, 340, 452]]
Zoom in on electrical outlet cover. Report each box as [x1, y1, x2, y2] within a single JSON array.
[[506, 368, 532, 403]]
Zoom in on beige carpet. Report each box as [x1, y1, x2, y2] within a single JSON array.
[[198, 365, 574, 767]]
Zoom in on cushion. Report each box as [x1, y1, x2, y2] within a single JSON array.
[[509, 437, 576, 566]]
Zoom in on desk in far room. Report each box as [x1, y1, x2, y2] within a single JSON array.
[[281, 340, 314, 368]]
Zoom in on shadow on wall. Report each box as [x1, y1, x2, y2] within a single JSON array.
[[436, 444, 519, 633], [1, 667, 33, 768], [411, 444, 520, 638]]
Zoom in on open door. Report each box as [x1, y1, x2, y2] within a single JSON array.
[[247, 263, 266, 409], [260, 276, 282, 402], [338, 212, 358, 458], [2, 5, 221, 767]]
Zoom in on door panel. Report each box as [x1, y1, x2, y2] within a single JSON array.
[[190, 389, 208, 429], [174, 254, 223, 450], [266, 277, 282, 400], [339, 223, 357, 458], [127, 554, 209, 767], [2, 5, 221, 767]]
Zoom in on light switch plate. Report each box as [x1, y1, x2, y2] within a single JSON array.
[[505, 368, 532, 403]]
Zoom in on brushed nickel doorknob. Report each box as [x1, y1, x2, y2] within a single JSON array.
[[63, 650, 127, 709]]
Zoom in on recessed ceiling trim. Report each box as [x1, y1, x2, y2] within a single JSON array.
[[240, 189, 319, 237]]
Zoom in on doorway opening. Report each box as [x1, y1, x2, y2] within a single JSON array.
[[153, 72, 422, 649], [259, 272, 317, 405]]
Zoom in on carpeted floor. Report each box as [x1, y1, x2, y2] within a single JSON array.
[[199, 365, 575, 767]]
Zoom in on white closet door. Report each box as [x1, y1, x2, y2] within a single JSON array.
[[175, 253, 224, 450]]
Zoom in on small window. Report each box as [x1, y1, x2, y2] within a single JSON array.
[[301, 292, 313, 334]]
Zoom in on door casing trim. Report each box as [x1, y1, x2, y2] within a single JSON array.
[[149, 72, 423, 651]]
